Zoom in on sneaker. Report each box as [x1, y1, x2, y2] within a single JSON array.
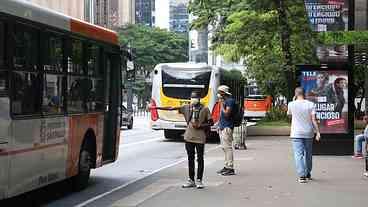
[[306, 173, 312, 181], [196, 179, 204, 189], [298, 177, 307, 183], [182, 179, 196, 188], [364, 172, 368, 177], [352, 154, 364, 159], [221, 168, 235, 176], [217, 167, 227, 174]]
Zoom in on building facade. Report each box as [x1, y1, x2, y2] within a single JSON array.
[[25, 0, 135, 29], [110, 0, 135, 29], [25, 0, 85, 21], [135, 0, 155, 26], [155, 0, 188, 33], [169, 0, 188, 33]]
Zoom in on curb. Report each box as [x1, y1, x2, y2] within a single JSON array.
[[247, 126, 290, 136]]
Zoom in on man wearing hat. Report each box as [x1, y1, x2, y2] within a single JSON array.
[[216, 85, 236, 176]]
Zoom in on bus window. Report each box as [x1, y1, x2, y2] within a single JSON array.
[[44, 34, 63, 73], [0, 72, 6, 93], [42, 74, 65, 114], [67, 76, 89, 113], [69, 39, 84, 75], [11, 71, 42, 115], [88, 78, 104, 112], [87, 44, 102, 77], [13, 24, 39, 71], [161, 68, 211, 99], [0, 21, 4, 67], [0, 21, 6, 95]]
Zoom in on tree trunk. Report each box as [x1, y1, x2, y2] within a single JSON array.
[[276, 0, 295, 101]]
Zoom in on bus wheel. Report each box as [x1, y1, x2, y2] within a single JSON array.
[[72, 147, 92, 191], [164, 130, 182, 139]]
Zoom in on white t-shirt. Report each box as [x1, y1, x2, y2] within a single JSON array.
[[287, 99, 316, 138]]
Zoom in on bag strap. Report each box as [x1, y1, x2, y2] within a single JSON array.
[[187, 104, 203, 125]]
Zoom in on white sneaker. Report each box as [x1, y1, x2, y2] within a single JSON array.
[[196, 179, 204, 189], [364, 172, 368, 177], [182, 179, 196, 188]]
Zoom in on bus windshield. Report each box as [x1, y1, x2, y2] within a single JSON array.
[[162, 67, 211, 99]]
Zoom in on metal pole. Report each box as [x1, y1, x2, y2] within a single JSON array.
[[126, 81, 133, 112]]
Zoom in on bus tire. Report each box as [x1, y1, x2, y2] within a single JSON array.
[[72, 146, 92, 191], [164, 130, 182, 139]]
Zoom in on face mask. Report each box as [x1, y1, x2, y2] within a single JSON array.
[[191, 98, 200, 105], [217, 93, 223, 99]]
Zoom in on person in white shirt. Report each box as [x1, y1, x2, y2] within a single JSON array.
[[287, 87, 321, 183]]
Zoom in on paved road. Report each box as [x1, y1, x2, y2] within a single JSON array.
[[0, 115, 219, 206]]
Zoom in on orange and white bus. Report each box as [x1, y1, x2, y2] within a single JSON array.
[[0, 0, 122, 199], [243, 83, 272, 119], [150, 63, 244, 139]]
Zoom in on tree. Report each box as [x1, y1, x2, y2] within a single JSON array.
[[118, 24, 189, 107], [189, 0, 318, 100], [118, 24, 188, 79]]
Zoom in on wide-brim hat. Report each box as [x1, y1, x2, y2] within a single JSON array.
[[217, 85, 232, 95]]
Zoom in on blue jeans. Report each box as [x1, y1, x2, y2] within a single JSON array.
[[292, 138, 313, 177], [355, 134, 367, 154]]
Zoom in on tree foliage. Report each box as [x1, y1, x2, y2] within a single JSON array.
[[118, 24, 189, 107], [118, 24, 188, 78], [189, 0, 318, 99]]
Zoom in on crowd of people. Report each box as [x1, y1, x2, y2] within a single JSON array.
[[150, 85, 367, 188]]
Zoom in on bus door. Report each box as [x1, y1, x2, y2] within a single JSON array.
[[102, 53, 120, 162]]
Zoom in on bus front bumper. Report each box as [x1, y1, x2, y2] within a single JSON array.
[[151, 119, 187, 130]]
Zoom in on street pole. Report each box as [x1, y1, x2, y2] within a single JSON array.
[[126, 81, 133, 112]]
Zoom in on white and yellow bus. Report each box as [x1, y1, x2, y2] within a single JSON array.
[[150, 63, 244, 139], [0, 0, 123, 199]]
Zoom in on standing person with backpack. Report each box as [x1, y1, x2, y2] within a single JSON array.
[[150, 91, 212, 188], [216, 85, 236, 176]]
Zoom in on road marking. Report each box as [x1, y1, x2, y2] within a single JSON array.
[[110, 179, 180, 207], [110, 179, 225, 207], [74, 145, 221, 207], [120, 137, 164, 148]]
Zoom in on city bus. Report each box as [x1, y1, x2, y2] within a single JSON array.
[[243, 83, 272, 119], [0, 0, 122, 199], [150, 63, 244, 139]]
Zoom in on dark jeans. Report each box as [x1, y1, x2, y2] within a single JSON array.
[[185, 142, 205, 181]]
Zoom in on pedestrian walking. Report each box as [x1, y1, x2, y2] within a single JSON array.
[[151, 91, 212, 188], [287, 87, 321, 183], [216, 85, 236, 176]]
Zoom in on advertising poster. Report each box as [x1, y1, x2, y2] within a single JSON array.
[[304, 0, 349, 32], [304, 0, 349, 62], [300, 70, 348, 134]]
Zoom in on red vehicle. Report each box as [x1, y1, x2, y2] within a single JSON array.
[[243, 85, 272, 119]]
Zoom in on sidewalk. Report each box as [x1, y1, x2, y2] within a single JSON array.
[[110, 136, 368, 207]]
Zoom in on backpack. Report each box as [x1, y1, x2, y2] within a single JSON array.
[[231, 102, 244, 127]]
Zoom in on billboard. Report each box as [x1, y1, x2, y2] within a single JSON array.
[[304, 0, 349, 63], [304, 0, 349, 32], [300, 70, 348, 134]]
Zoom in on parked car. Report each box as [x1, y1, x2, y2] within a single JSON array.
[[120, 105, 133, 129]]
